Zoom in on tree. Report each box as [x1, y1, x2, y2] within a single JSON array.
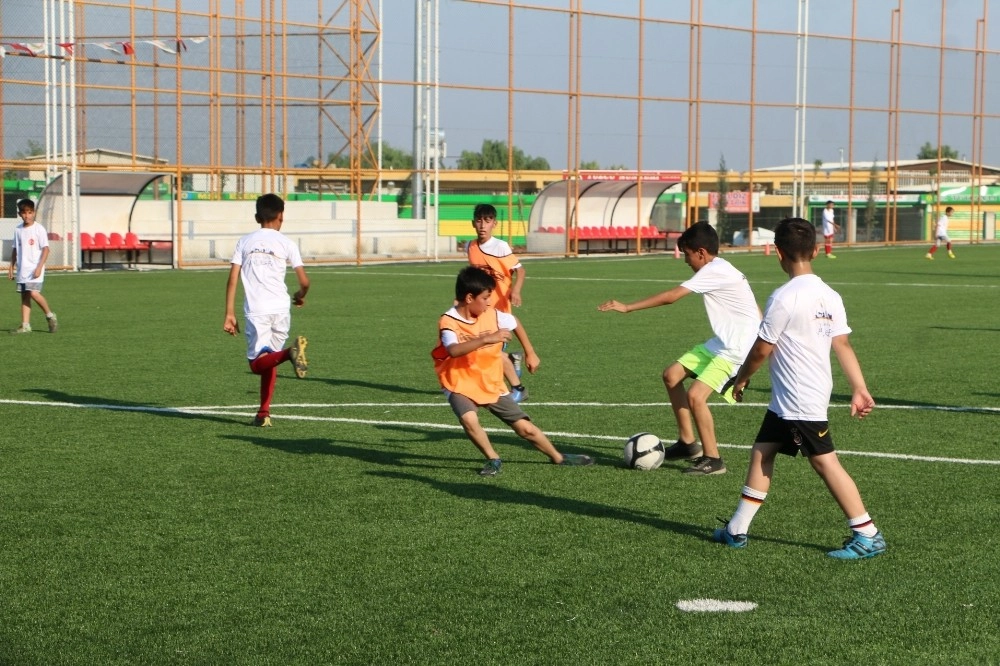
[[456, 139, 550, 170], [863, 159, 881, 242], [813, 158, 823, 182], [917, 142, 959, 160], [4, 140, 45, 180], [579, 160, 600, 170], [325, 142, 413, 169]]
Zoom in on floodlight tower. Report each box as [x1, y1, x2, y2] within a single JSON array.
[[412, 0, 439, 222]]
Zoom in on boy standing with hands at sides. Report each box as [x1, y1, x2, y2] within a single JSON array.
[[926, 206, 956, 259], [224, 193, 310, 427], [433, 265, 593, 476], [821, 200, 840, 259], [467, 203, 529, 402], [717, 217, 885, 560], [598, 222, 761, 476], [8, 198, 58, 334]]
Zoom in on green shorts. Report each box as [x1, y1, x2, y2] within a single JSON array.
[[677, 344, 738, 404]]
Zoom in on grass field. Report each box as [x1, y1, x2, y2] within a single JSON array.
[[2, 244, 999, 665]]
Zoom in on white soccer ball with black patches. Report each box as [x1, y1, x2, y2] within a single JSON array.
[[623, 432, 665, 471]]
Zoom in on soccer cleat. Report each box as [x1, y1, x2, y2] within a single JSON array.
[[826, 254, 837, 259], [558, 453, 595, 467], [827, 530, 886, 560], [10, 324, 31, 335], [682, 455, 727, 475], [948, 251, 956, 259], [713, 524, 748, 549], [663, 440, 703, 461], [47, 314, 58, 333], [288, 335, 308, 378], [479, 458, 502, 477], [252, 414, 273, 427], [925, 252, 934, 260], [510, 385, 529, 403], [509, 351, 524, 378]]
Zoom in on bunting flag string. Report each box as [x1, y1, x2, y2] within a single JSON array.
[[0, 36, 208, 59]]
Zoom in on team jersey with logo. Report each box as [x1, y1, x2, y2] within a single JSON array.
[[230, 227, 304, 316], [12, 222, 49, 283], [681, 257, 761, 364], [758, 273, 852, 420], [467, 237, 521, 313], [432, 306, 517, 404]]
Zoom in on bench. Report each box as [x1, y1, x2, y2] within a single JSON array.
[[80, 232, 172, 268]]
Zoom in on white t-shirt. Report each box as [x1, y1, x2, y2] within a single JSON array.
[[440, 308, 517, 346], [822, 207, 837, 236], [12, 222, 49, 283], [230, 228, 304, 316], [758, 273, 852, 420], [681, 257, 761, 364], [935, 213, 950, 238]]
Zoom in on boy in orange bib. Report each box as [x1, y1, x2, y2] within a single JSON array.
[[432, 266, 593, 476]]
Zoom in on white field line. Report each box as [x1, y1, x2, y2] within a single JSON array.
[[2, 399, 998, 466], [318, 268, 998, 290]]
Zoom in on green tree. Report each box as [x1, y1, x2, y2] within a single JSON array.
[[4, 140, 45, 180], [325, 142, 413, 169], [456, 139, 550, 170], [579, 160, 600, 170], [917, 142, 959, 160]]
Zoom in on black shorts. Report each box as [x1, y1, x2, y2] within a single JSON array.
[[755, 409, 835, 457]]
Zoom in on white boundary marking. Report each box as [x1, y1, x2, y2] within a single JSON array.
[[676, 599, 758, 613], [2, 398, 998, 466]]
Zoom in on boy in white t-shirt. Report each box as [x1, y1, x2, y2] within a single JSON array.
[[925, 206, 956, 260], [7, 198, 58, 334], [821, 200, 840, 259], [717, 216, 885, 560], [223, 194, 311, 427], [598, 222, 762, 476]]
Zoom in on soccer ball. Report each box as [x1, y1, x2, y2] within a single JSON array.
[[623, 432, 665, 471]]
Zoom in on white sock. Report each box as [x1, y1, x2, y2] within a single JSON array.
[[728, 486, 767, 535], [848, 513, 878, 537], [47, 312, 56, 319]]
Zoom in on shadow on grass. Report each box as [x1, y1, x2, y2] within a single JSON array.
[[833, 392, 1000, 414], [23, 388, 243, 425], [298, 375, 442, 396], [371, 468, 707, 537], [221, 434, 467, 469], [369, 469, 828, 552], [927, 326, 1000, 332]]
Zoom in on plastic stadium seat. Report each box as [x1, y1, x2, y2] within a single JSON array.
[[108, 232, 126, 250], [48, 232, 62, 241], [124, 232, 151, 264], [554, 226, 565, 234]]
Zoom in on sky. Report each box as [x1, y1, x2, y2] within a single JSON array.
[[3, 0, 1000, 172]]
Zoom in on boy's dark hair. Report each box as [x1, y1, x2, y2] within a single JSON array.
[[473, 203, 497, 220], [826, 200, 834, 205], [774, 217, 817, 261], [677, 221, 719, 255], [255, 193, 285, 223], [17, 198, 35, 212], [945, 206, 954, 214], [455, 265, 496, 301]]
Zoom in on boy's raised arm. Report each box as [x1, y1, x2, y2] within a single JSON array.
[[598, 285, 691, 313]]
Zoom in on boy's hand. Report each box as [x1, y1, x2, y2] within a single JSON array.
[[850, 390, 875, 419], [223, 314, 240, 336], [597, 299, 628, 313], [525, 351, 541, 374], [292, 290, 306, 307], [510, 293, 522, 308], [731, 380, 749, 403]]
